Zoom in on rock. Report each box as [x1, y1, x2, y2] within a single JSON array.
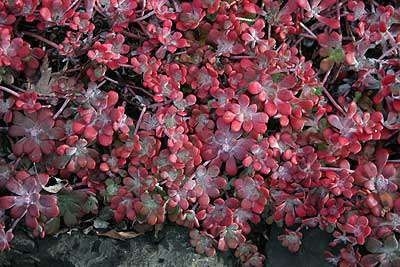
[[1, 225, 235, 267], [11, 232, 36, 253], [121, 226, 234, 267], [265, 224, 333, 267]]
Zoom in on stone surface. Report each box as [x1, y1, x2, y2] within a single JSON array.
[[265, 224, 333, 267], [0, 223, 338, 267], [0, 226, 236, 267]]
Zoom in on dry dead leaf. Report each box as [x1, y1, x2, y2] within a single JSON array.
[[34, 56, 53, 94], [96, 230, 143, 240], [42, 177, 67, 193]]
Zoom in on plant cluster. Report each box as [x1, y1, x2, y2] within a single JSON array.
[[0, 0, 400, 266]]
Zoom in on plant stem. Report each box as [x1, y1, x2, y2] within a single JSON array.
[[320, 166, 355, 173], [0, 85, 20, 97], [141, 0, 146, 16], [133, 105, 147, 136], [127, 84, 153, 97], [299, 22, 318, 39], [322, 67, 346, 116], [230, 55, 256, 59], [378, 46, 398, 60], [119, 64, 135, 68], [387, 159, 400, 164], [236, 17, 256, 22], [53, 99, 70, 119], [22, 31, 60, 50], [122, 30, 141, 39], [104, 76, 119, 84], [133, 10, 155, 22], [10, 210, 27, 231]]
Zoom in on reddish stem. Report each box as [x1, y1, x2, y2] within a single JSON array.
[[22, 31, 60, 50], [230, 55, 256, 59], [134, 105, 147, 136], [122, 30, 141, 39], [322, 67, 346, 116]]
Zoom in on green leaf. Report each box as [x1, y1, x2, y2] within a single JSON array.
[[272, 73, 285, 83], [82, 195, 99, 214], [365, 237, 384, 254], [44, 217, 60, 235], [206, 13, 217, 22], [104, 178, 119, 201], [93, 218, 109, 229], [98, 206, 114, 221], [383, 235, 399, 251], [328, 48, 345, 63], [353, 91, 362, 103], [58, 190, 87, 226], [314, 87, 323, 96]]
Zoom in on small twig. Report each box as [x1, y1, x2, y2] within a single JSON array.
[[119, 64, 135, 68], [227, 0, 238, 7], [122, 30, 141, 39], [299, 22, 318, 39], [10, 210, 27, 231], [320, 166, 355, 173], [22, 31, 60, 50], [387, 159, 400, 164], [51, 67, 82, 76], [133, 10, 155, 22], [98, 79, 107, 88], [173, 50, 188, 56], [322, 67, 332, 85], [127, 84, 154, 97], [236, 17, 256, 22], [148, 100, 172, 109], [299, 33, 317, 40], [94, 3, 106, 17], [385, 31, 400, 54], [71, 182, 87, 189], [66, 0, 81, 14], [322, 67, 346, 115], [8, 84, 26, 93], [230, 55, 256, 59], [141, 0, 147, 16], [378, 46, 399, 60], [134, 105, 147, 136], [53, 99, 70, 119], [104, 76, 119, 84], [0, 85, 20, 97]]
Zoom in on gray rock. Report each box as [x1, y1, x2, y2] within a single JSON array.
[[11, 232, 36, 253], [265, 224, 333, 267], [1, 225, 235, 267]]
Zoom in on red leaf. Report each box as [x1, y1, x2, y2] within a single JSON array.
[[40, 8, 52, 21]]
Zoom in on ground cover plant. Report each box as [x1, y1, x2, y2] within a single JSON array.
[[0, 0, 400, 266]]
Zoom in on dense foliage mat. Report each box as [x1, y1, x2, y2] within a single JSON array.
[[0, 0, 400, 266]]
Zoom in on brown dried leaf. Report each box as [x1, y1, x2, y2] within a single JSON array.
[[34, 56, 53, 94], [42, 177, 67, 193], [96, 230, 143, 240]]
